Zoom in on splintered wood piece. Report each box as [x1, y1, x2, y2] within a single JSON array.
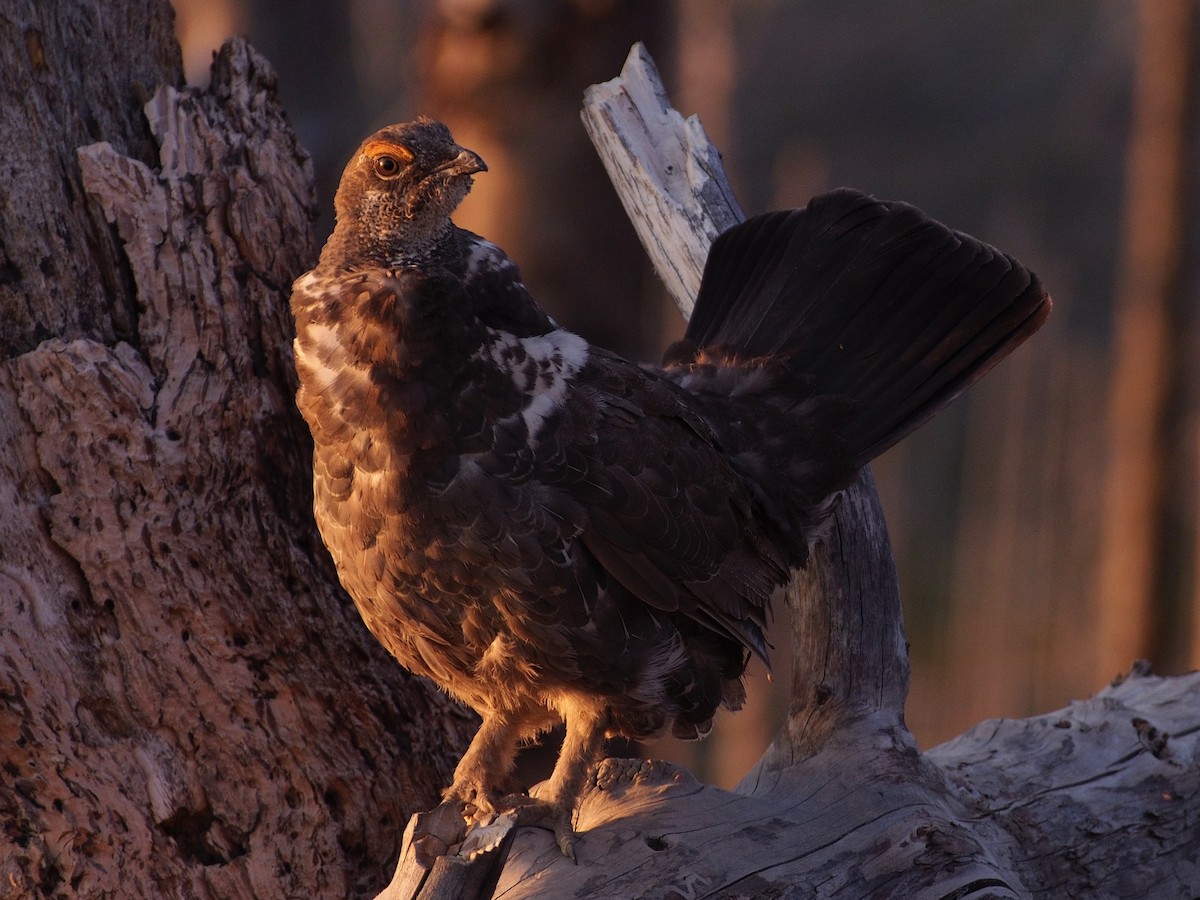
[[581, 42, 744, 320]]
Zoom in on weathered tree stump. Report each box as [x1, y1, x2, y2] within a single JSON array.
[[0, 10, 472, 897], [379, 45, 1200, 900]]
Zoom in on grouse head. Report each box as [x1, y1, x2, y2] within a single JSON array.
[[322, 118, 487, 269]]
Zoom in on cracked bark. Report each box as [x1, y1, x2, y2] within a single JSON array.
[[0, 8, 472, 898]]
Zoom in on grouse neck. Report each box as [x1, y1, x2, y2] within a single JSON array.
[[320, 218, 460, 273]]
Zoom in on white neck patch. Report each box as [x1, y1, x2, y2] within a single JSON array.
[[480, 328, 589, 442]]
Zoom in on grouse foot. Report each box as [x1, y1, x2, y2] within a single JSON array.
[[499, 792, 578, 861]]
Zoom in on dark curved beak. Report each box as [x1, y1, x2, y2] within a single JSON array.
[[440, 147, 487, 177]]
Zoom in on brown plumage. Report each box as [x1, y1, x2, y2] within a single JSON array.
[[289, 118, 1050, 858]]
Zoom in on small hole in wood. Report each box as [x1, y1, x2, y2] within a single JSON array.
[[645, 835, 669, 851]]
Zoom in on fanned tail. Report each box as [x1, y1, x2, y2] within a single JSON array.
[[685, 189, 1051, 466]]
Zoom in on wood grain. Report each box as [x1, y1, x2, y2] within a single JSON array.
[[0, 31, 472, 899]]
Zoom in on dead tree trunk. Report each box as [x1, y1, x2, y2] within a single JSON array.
[[0, 7, 472, 898], [411, 0, 674, 363], [1096, 0, 1200, 678], [380, 45, 1200, 900]]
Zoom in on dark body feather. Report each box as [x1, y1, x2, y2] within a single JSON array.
[[289, 119, 1050, 855], [293, 249, 767, 740]]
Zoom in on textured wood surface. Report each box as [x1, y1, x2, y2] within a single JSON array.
[[0, 0, 180, 359], [0, 22, 472, 898], [382, 43, 1200, 900], [580, 43, 744, 321]]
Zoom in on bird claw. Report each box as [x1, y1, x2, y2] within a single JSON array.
[[498, 793, 578, 861], [439, 787, 577, 861], [443, 780, 499, 826]]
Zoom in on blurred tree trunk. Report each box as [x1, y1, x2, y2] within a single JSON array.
[[1097, 0, 1199, 679], [934, 319, 1106, 738], [234, 0, 402, 230], [0, 4, 471, 898], [412, 0, 676, 363]]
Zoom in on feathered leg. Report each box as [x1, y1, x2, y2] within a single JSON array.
[[516, 697, 608, 860], [444, 712, 524, 823]]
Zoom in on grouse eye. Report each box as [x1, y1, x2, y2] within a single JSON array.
[[373, 154, 404, 178]]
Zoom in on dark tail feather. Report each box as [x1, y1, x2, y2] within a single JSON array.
[[685, 189, 1051, 465]]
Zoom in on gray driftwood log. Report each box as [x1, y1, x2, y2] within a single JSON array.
[[381, 45, 1200, 900]]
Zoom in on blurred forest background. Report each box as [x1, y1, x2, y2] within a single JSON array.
[[172, 0, 1200, 786]]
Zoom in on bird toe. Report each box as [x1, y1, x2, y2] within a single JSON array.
[[503, 794, 578, 861]]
